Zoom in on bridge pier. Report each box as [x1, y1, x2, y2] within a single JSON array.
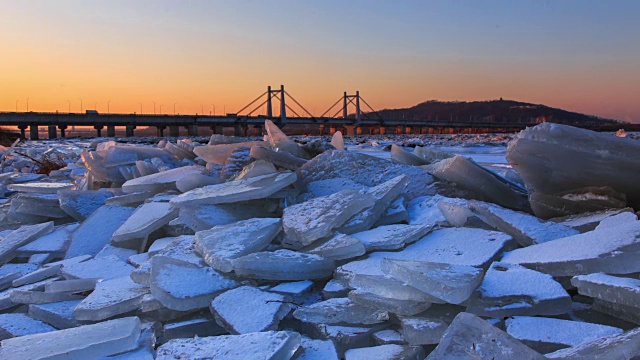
[[187, 125, 198, 137], [18, 125, 27, 140], [318, 125, 325, 136], [48, 125, 57, 139], [157, 126, 166, 137], [233, 124, 242, 137], [169, 126, 180, 137], [253, 125, 263, 136], [107, 126, 116, 137], [329, 126, 336, 135], [125, 125, 136, 137], [29, 125, 39, 140], [58, 125, 67, 138], [94, 125, 103, 137]]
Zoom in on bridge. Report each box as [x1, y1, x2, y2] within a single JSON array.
[[1, 85, 636, 139]]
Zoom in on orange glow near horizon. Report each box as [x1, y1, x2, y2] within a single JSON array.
[[1, 1, 639, 123]]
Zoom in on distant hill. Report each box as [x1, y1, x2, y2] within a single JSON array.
[[364, 99, 624, 127]]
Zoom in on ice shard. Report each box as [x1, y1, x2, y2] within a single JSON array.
[[232, 250, 335, 280]]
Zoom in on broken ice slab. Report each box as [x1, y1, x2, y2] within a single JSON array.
[[399, 317, 448, 345], [437, 198, 492, 228], [0, 263, 38, 291], [0, 278, 57, 311], [0, 316, 141, 360], [269, 280, 314, 301], [58, 190, 113, 221], [407, 195, 448, 226], [17, 223, 77, 257], [344, 344, 425, 360], [208, 134, 246, 145], [298, 150, 435, 200], [299, 178, 366, 203], [374, 197, 409, 227], [373, 329, 405, 345], [571, 273, 640, 309], [296, 337, 339, 360], [381, 259, 483, 305], [193, 141, 267, 165], [62, 255, 135, 281], [175, 172, 222, 192], [0, 313, 56, 340], [337, 175, 409, 235], [348, 289, 432, 316], [232, 249, 335, 281], [74, 276, 148, 321], [220, 146, 252, 179], [112, 201, 178, 244], [194, 218, 282, 272], [249, 145, 308, 170], [45, 278, 100, 293], [331, 131, 345, 150], [265, 119, 310, 159], [466, 262, 571, 318], [0, 221, 54, 266], [170, 171, 297, 207], [501, 221, 640, 276], [594, 211, 638, 230], [65, 205, 135, 259], [96, 243, 138, 262], [293, 297, 388, 325], [151, 235, 206, 267], [322, 279, 350, 299], [161, 316, 226, 343], [351, 224, 431, 252], [425, 155, 530, 211], [7, 181, 75, 193], [105, 191, 153, 206], [390, 144, 430, 166], [178, 201, 277, 232], [302, 233, 366, 261], [233, 159, 277, 180], [592, 298, 640, 325], [507, 123, 640, 211], [10, 288, 84, 305], [210, 285, 293, 334], [426, 312, 545, 360], [150, 256, 238, 311], [545, 327, 640, 360], [282, 189, 375, 249], [121, 165, 205, 194], [505, 316, 623, 354], [156, 331, 301, 360], [12, 264, 61, 287], [529, 186, 627, 219], [468, 199, 579, 246], [413, 146, 454, 163], [550, 208, 634, 233]]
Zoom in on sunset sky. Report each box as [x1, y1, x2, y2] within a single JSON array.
[[1, 1, 638, 122]]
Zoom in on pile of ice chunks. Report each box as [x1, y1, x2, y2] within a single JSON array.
[[0, 121, 638, 359]]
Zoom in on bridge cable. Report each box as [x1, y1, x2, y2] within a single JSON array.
[[236, 91, 268, 115], [319, 97, 343, 118], [284, 91, 316, 119]]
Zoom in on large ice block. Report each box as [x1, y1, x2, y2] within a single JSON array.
[[194, 218, 282, 272], [194, 141, 267, 165], [466, 262, 571, 317], [571, 273, 640, 309], [210, 286, 293, 334], [501, 221, 640, 276], [298, 150, 435, 200], [425, 155, 530, 211], [0, 222, 54, 266], [65, 205, 135, 259], [507, 123, 640, 215], [150, 256, 237, 311], [426, 312, 546, 360], [121, 165, 205, 193], [170, 171, 297, 207], [58, 190, 113, 221], [232, 250, 335, 280], [390, 144, 429, 166], [156, 331, 301, 360], [74, 276, 148, 321], [545, 327, 640, 359], [0, 316, 141, 360], [293, 297, 388, 325], [302, 233, 366, 261], [351, 224, 431, 252], [282, 190, 375, 249], [265, 119, 310, 159], [112, 201, 178, 243], [469, 200, 579, 246]]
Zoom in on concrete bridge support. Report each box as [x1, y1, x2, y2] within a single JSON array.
[[18, 125, 27, 140], [30, 125, 39, 140], [107, 126, 116, 137], [234, 124, 242, 137], [58, 125, 67, 138], [329, 126, 336, 135], [169, 126, 179, 137], [157, 126, 166, 137], [94, 125, 103, 137], [253, 124, 263, 136], [125, 125, 136, 137], [48, 125, 57, 139], [187, 125, 198, 137]]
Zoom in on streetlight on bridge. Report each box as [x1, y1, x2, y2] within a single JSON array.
[[153, 101, 156, 115], [174, 103, 177, 115], [211, 104, 215, 116], [107, 100, 111, 114], [15, 100, 19, 112], [79, 99, 83, 113], [26, 98, 29, 112], [139, 103, 143, 114], [67, 100, 71, 113]]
